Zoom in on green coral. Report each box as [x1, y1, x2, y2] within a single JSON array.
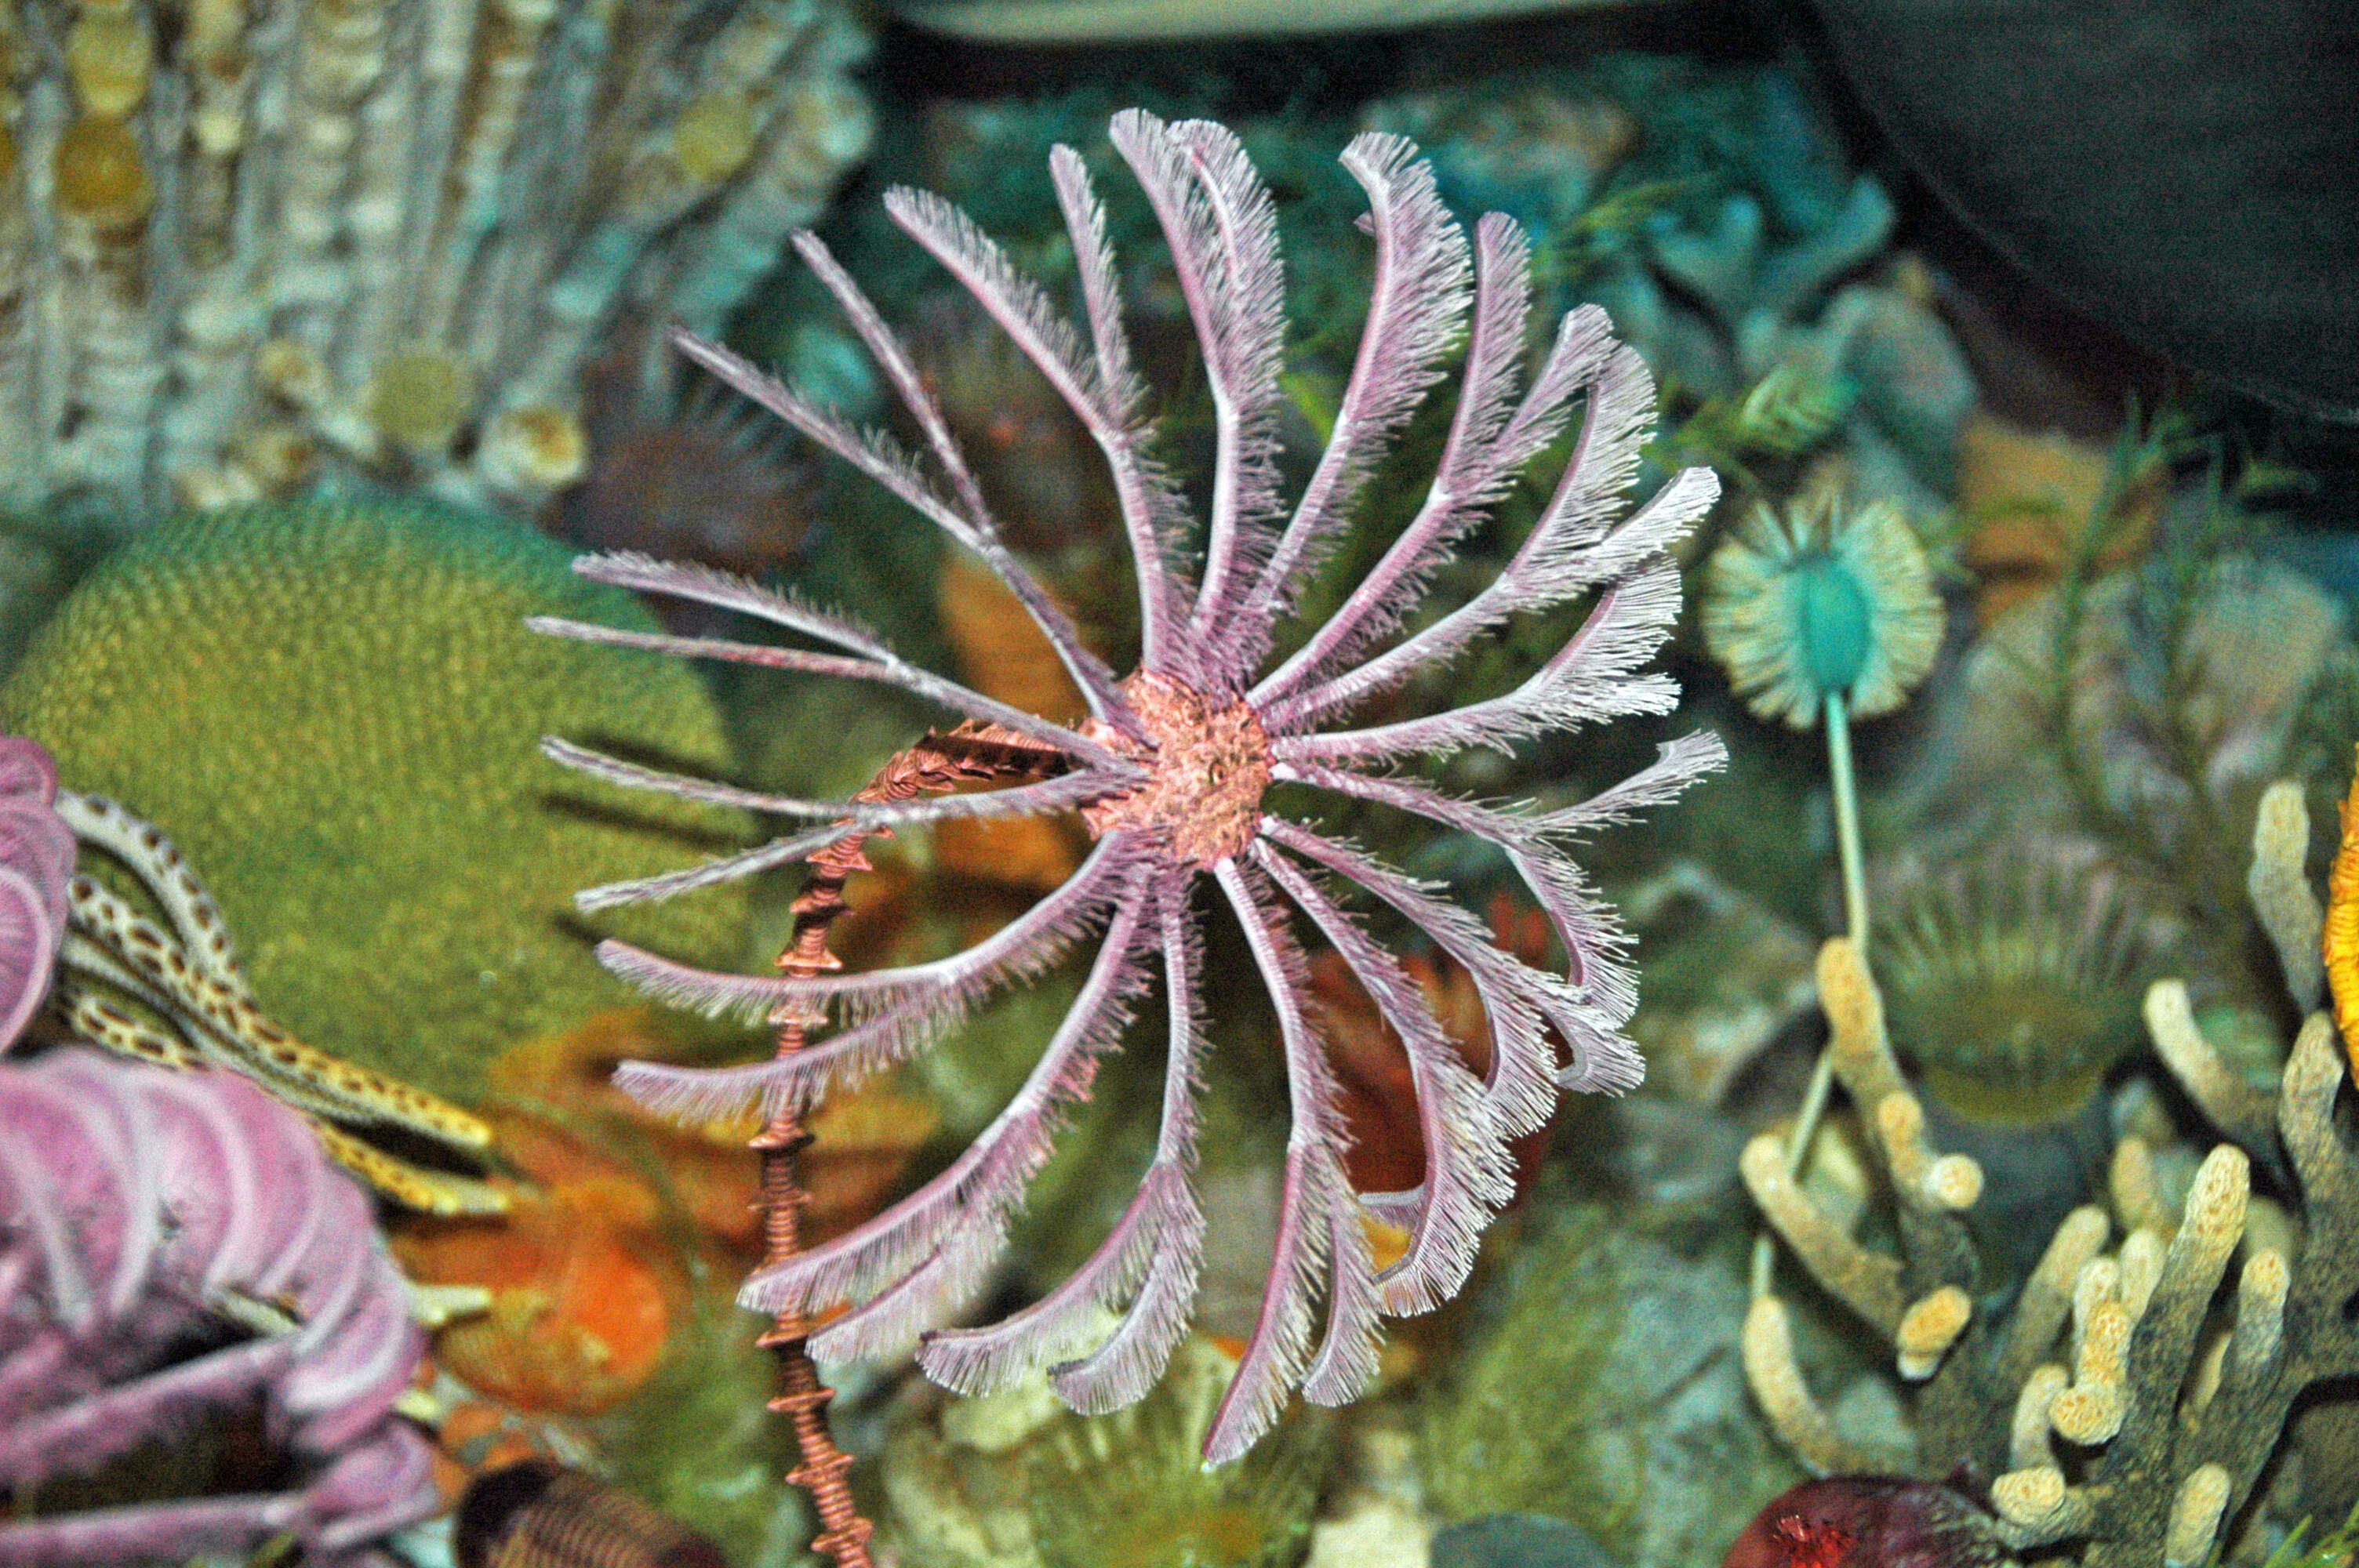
[[1419, 1201, 1798, 1568], [878, 1338, 1329, 1568], [0, 500, 753, 1105], [594, 1288, 813, 1568]]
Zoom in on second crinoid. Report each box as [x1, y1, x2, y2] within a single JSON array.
[[536, 110, 1721, 1461]]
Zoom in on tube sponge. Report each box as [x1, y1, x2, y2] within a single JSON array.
[[0, 502, 753, 1105]]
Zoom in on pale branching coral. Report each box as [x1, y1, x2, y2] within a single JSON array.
[[0, 0, 871, 519], [1704, 494, 1941, 729], [537, 111, 1721, 1461], [1743, 791, 2359, 1566], [0, 1049, 438, 1565]]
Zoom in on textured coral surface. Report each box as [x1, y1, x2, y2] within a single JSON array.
[[1, 501, 751, 1104]]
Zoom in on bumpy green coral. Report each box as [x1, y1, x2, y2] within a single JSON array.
[[1420, 1201, 1799, 1568], [878, 1337, 1328, 1568], [1, 500, 753, 1105]]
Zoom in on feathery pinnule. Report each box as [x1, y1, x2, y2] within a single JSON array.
[[538, 107, 1721, 1464]]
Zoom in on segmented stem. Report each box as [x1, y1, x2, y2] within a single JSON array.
[[746, 723, 1067, 1567]]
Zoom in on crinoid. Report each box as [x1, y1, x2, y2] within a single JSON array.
[[536, 109, 1721, 1463]]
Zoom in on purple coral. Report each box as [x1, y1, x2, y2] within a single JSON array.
[[0, 738, 72, 1050], [535, 109, 1721, 1461], [0, 1049, 438, 1565]]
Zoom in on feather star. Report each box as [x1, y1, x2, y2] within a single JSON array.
[[534, 109, 1724, 1463]]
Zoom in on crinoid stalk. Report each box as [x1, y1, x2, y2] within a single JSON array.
[[536, 110, 1722, 1463]]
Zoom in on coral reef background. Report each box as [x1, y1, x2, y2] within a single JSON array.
[[6, 5, 2359, 1568], [0, 0, 871, 520]]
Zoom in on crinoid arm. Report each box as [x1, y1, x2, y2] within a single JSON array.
[[1259, 350, 1717, 735], [743, 865, 1161, 1359], [1206, 858, 1382, 1461], [918, 883, 1208, 1408], [883, 176, 1190, 673], [1252, 843, 1511, 1315], [529, 563, 1136, 771], [1249, 212, 1554, 706], [1217, 130, 1474, 672], [606, 837, 1151, 1116], [1107, 111, 1290, 662], [664, 281, 1148, 746]]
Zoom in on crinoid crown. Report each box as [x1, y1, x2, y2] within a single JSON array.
[[534, 109, 1723, 1462]]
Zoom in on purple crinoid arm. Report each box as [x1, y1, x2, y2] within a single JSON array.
[[916, 877, 1208, 1408], [540, 109, 1719, 1465], [0, 1053, 436, 1565], [1205, 858, 1380, 1460], [1219, 132, 1474, 671], [745, 860, 1161, 1359], [1259, 343, 1718, 734], [0, 738, 72, 1052], [1107, 112, 1289, 665]]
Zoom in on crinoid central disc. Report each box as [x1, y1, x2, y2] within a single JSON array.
[[1081, 672, 1272, 868]]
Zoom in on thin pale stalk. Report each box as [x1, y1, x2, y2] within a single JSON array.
[[1751, 690, 1869, 1301]]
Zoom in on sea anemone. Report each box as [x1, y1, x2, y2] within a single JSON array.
[[1704, 494, 1942, 731], [1877, 854, 2166, 1124], [536, 109, 1721, 1461], [0, 1050, 438, 1565]]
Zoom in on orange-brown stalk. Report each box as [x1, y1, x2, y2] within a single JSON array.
[[748, 723, 1068, 1568]]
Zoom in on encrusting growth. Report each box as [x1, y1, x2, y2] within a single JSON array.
[[539, 110, 1721, 1465]]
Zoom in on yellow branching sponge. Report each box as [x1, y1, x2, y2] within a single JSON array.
[[1, 501, 754, 1105]]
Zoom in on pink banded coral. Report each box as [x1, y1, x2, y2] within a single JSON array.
[[533, 109, 1722, 1461]]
